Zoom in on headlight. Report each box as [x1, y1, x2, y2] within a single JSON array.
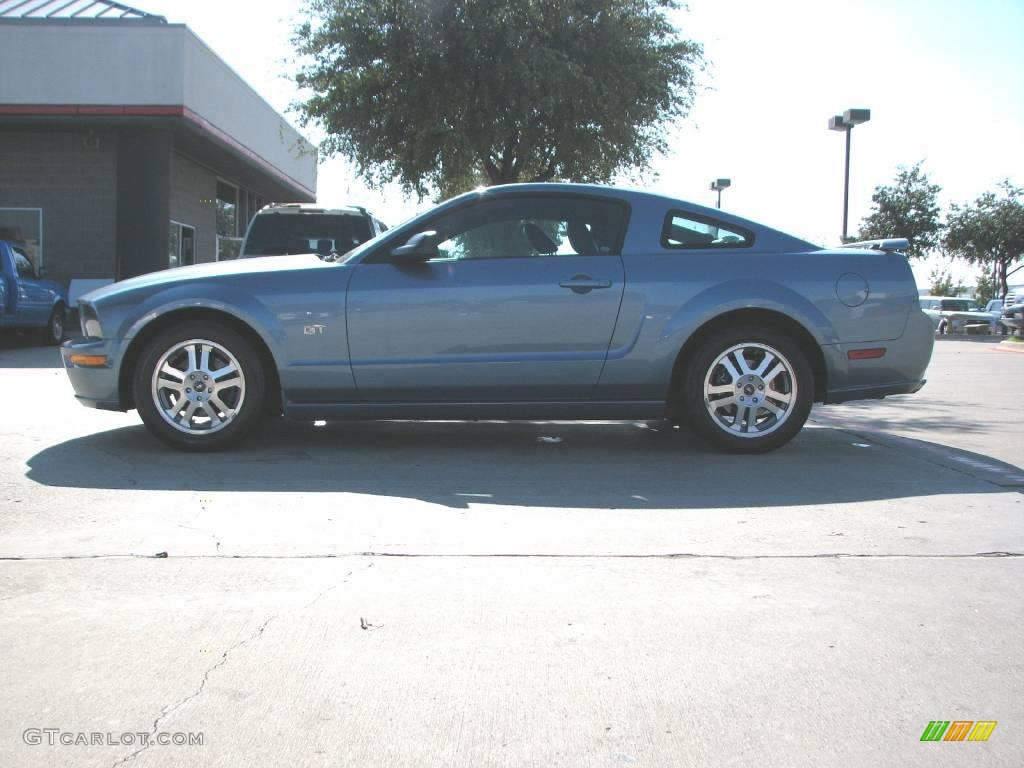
[[79, 302, 103, 338]]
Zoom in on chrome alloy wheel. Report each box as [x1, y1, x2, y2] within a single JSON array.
[[151, 338, 246, 435], [702, 342, 797, 438]]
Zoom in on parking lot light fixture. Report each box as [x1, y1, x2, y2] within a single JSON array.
[[829, 109, 871, 241], [710, 178, 731, 209]]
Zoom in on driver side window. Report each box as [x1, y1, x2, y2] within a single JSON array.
[[426, 196, 627, 261]]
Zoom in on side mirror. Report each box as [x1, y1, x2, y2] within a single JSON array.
[[314, 239, 334, 257], [390, 231, 439, 262]]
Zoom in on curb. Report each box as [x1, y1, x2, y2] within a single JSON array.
[[993, 341, 1024, 353]]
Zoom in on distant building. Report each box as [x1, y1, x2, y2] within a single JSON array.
[[0, 0, 317, 287]]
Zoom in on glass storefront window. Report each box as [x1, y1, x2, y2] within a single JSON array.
[[216, 180, 238, 238], [169, 221, 196, 268]]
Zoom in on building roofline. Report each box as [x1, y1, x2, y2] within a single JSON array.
[[0, 0, 164, 22], [0, 20, 318, 196], [0, 104, 316, 199]]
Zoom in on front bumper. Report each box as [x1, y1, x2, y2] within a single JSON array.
[[60, 337, 127, 411]]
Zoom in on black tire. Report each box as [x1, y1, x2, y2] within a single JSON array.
[[132, 322, 267, 451], [681, 325, 814, 454], [40, 304, 65, 346]]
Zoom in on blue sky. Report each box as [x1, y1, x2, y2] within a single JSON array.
[[141, 0, 1024, 287]]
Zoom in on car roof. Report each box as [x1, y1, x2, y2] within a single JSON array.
[[256, 203, 372, 217], [441, 182, 821, 252], [480, 182, 756, 222]]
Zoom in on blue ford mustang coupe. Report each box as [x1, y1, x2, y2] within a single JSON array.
[[62, 184, 934, 453]]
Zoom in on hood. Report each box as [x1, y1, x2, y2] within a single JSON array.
[[81, 254, 331, 303], [945, 310, 996, 317]]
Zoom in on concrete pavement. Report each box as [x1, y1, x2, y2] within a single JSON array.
[[0, 336, 1021, 767]]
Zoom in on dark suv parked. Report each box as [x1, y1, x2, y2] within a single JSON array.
[[1001, 293, 1024, 335]]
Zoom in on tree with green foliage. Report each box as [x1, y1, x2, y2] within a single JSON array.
[[928, 267, 964, 298], [293, 0, 704, 198], [943, 181, 1024, 301], [973, 269, 997, 305], [857, 162, 943, 258]]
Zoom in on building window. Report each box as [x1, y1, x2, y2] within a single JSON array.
[[169, 221, 196, 268], [216, 180, 243, 261], [0, 208, 43, 268]]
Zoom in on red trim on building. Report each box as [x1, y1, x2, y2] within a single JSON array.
[[0, 105, 184, 116], [0, 104, 315, 198]]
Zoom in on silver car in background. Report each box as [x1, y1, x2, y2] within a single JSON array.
[[919, 296, 998, 334]]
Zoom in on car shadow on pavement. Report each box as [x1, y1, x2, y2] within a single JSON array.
[[812, 399, 994, 436], [25, 418, 1016, 509]]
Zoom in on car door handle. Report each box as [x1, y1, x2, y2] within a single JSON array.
[[559, 275, 613, 294]]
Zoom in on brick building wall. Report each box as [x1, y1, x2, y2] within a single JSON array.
[[0, 130, 117, 286]]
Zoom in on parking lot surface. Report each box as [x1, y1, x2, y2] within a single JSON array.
[[1, 335, 1021, 767]]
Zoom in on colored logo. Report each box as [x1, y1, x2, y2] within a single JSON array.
[[920, 721, 997, 742]]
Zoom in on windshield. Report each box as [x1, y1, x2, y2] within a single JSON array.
[[939, 299, 975, 312], [337, 191, 482, 264], [242, 213, 374, 256]]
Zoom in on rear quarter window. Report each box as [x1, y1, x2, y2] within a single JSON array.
[[661, 211, 754, 250]]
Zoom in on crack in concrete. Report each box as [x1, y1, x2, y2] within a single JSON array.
[[175, 522, 221, 554], [107, 564, 366, 767], [2, 551, 1021, 562], [108, 613, 276, 768], [172, 503, 222, 554]]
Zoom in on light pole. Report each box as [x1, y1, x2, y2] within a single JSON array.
[[828, 108, 870, 241], [710, 178, 731, 209]]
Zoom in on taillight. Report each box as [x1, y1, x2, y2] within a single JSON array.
[[847, 348, 886, 360]]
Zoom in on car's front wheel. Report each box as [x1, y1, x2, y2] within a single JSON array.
[[681, 326, 813, 453], [133, 322, 266, 451]]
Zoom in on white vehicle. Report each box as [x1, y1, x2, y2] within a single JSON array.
[[918, 296, 997, 334], [240, 203, 388, 259]]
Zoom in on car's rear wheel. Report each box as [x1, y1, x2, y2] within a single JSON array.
[[40, 304, 65, 346], [133, 322, 266, 451], [681, 326, 813, 453]]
